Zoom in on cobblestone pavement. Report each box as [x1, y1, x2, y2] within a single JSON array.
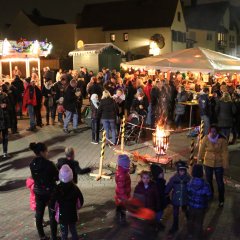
[[0, 117, 240, 240]]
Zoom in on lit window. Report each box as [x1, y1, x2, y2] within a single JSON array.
[[110, 33, 115, 42], [123, 33, 128, 41], [177, 12, 181, 22]]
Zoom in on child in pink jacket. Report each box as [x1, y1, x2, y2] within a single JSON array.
[[26, 177, 36, 211]]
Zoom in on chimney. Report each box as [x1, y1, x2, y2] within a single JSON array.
[[191, 0, 197, 7]]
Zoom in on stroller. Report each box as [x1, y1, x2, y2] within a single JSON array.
[[122, 112, 145, 145]]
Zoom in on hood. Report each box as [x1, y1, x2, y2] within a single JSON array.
[[190, 178, 205, 190]]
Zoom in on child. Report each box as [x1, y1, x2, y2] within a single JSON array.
[[56, 97, 65, 124], [53, 165, 84, 240], [134, 171, 159, 212], [187, 164, 212, 239], [26, 177, 49, 227], [150, 164, 167, 230], [165, 160, 191, 234], [56, 147, 91, 184], [115, 154, 131, 224]]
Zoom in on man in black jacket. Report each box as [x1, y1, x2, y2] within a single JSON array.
[[63, 79, 80, 133], [11, 75, 24, 118]]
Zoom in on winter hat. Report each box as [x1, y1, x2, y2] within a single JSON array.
[[150, 164, 163, 180], [137, 88, 144, 95], [117, 154, 130, 169], [59, 164, 73, 183], [192, 164, 203, 178], [175, 160, 188, 171]]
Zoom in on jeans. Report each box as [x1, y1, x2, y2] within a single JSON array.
[[35, 194, 57, 240], [60, 223, 78, 240], [45, 105, 54, 124], [201, 115, 210, 136], [27, 104, 35, 128], [204, 165, 224, 203], [172, 205, 188, 230], [1, 128, 8, 154], [102, 119, 116, 144], [64, 110, 78, 129], [91, 118, 100, 142], [146, 103, 152, 126], [58, 112, 63, 123], [175, 114, 183, 128]]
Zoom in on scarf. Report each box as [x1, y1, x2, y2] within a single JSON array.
[[208, 134, 219, 144], [90, 94, 99, 109]]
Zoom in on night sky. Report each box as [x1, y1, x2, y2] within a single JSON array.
[[0, 0, 123, 29], [0, 0, 239, 30]]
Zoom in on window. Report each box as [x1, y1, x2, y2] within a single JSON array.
[[110, 33, 115, 42], [172, 30, 177, 41], [207, 33, 212, 41], [177, 12, 181, 22], [172, 31, 186, 42], [123, 33, 128, 41], [218, 33, 226, 42]]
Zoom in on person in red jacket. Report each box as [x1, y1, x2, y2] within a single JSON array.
[[115, 154, 131, 224]]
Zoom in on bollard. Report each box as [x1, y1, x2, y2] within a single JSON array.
[[90, 130, 111, 180], [189, 138, 195, 166], [121, 116, 126, 152]]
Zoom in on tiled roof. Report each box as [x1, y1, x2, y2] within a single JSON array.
[[77, 0, 179, 30], [184, 1, 229, 31]]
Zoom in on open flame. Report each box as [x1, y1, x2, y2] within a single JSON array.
[[153, 124, 170, 155]]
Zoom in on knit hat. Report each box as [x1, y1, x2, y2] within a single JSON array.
[[192, 164, 203, 178], [117, 154, 130, 169], [175, 160, 188, 171], [59, 164, 73, 183]]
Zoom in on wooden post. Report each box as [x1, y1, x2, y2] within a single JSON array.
[[121, 116, 126, 152], [90, 130, 111, 180], [9, 60, 12, 79]]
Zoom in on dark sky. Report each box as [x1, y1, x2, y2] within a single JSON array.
[[0, 0, 124, 28]]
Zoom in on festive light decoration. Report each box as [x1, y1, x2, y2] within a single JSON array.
[[0, 38, 53, 57]]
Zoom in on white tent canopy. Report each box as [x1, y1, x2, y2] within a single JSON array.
[[121, 47, 240, 73]]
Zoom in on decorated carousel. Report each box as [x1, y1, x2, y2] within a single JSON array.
[[0, 38, 53, 84]]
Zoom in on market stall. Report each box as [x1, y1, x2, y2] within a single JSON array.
[[121, 47, 240, 74], [0, 38, 53, 82]]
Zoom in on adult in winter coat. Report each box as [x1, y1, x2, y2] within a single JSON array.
[[90, 94, 100, 144], [115, 155, 131, 223], [198, 125, 229, 207], [63, 79, 80, 133], [187, 164, 212, 239], [42, 79, 55, 125], [198, 87, 211, 135], [165, 160, 191, 234], [144, 79, 153, 126], [97, 90, 118, 145], [52, 165, 84, 240], [88, 77, 103, 99], [34, 83, 43, 128], [131, 89, 149, 118], [23, 79, 37, 131], [56, 147, 91, 184], [215, 92, 236, 141], [174, 85, 188, 129], [11, 75, 24, 118], [125, 81, 137, 115], [29, 142, 59, 240], [0, 85, 10, 158], [134, 171, 159, 212], [232, 86, 240, 143]]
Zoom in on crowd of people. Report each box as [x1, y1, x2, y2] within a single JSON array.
[[1, 66, 240, 157]]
